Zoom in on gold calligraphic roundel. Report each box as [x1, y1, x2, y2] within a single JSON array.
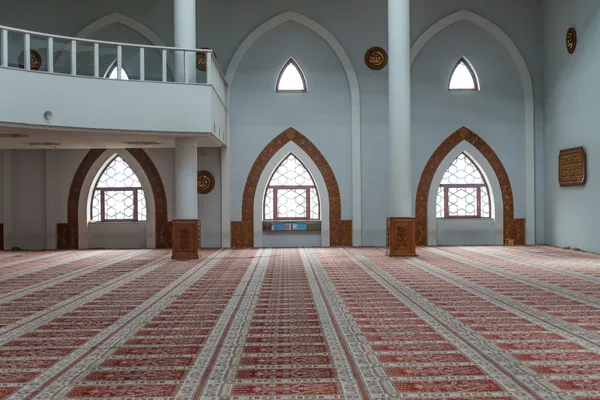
[[18, 49, 42, 71], [197, 171, 215, 194], [365, 47, 388, 70], [566, 27, 577, 54], [196, 52, 207, 71]]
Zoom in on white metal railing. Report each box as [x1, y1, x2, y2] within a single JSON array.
[[0, 24, 228, 104]]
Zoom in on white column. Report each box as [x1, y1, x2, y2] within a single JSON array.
[[174, 0, 197, 83], [175, 137, 198, 220], [388, 0, 413, 218], [2, 150, 12, 250]]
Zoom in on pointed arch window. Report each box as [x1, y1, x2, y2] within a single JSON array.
[[105, 60, 130, 80], [449, 58, 478, 90], [436, 153, 490, 218], [264, 154, 319, 220], [276, 59, 307, 92], [91, 156, 146, 222]]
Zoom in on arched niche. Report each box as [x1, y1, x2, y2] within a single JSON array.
[[253, 142, 330, 247], [60, 148, 170, 249], [224, 11, 361, 247], [411, 9, 534, 245], [427, 141, 503, 246], [231, 127, 351, 248], [416, 127, 524, 246]]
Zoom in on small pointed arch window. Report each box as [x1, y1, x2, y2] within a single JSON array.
[[449, 57, 479, 91], [264, 154, 320, 220], [90, 156, 146, 222], [276, 59, 307, 92], [436, 153, 491, 218], [105, 60, 130, 80]]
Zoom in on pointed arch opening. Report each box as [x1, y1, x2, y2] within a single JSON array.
[[90, 155, 146, 222], [276, 59, 307, 92], [105, 60, 130, 80], [231, 128, 351, 248], [449, 57, 479, 91], [416, 127, 525, 247], [264, 153, 320, 221], [436, 153, 491, 219]]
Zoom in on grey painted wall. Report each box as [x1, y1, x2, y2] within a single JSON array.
[[0, 0, 545, 248], [543, 0, 600, 252]]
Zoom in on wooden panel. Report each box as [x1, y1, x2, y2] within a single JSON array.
[[386, 218, 416, 257], [172, 220, 200, 260], [559, 147, 586, 187]]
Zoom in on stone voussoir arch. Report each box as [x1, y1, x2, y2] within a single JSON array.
[[231, 127, 351, 248], [59, 148, 170, 249], [415, 126, 524, 246]]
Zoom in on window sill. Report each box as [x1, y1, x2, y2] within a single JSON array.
[[89, 221, 147, 224], [263, 220, 321, 232]]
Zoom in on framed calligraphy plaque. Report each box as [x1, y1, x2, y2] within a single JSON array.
[[365, 47, 388, 70], [559, 147, 586, 187]]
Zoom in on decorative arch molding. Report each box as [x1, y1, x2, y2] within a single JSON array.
[[56, 12, 173, 75], [231, 127, 351, 248], [253, 142, 330, 247], [427, 141, 503, 246], [410, 9, 535, 245], [224, 11, 361, 246], [58, 148, 170, 249], [415, 127, 525, 247]]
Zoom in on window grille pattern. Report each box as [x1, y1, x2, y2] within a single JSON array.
[[264, 154, 320, 220], [276, 59, 306, 92], [91, 156, 146, 222], [436, 153, 490, 218], [449, 58, 478, 90]]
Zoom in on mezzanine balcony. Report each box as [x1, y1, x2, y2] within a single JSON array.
[[0, 25, 227, 147]]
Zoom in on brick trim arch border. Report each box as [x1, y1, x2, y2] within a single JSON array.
[[231, 127, 352, 248], [415, 126, 525, 246], [58, 148, 171, 249]]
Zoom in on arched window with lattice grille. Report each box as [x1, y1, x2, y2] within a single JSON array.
[[436, 153, 491, 218], [90, 156, 146, 222], [264, 154, 320, 220]]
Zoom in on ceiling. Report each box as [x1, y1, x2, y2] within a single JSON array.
[[0, 124, 223, 149]]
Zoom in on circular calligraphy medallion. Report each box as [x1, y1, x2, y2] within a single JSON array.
[[566, 27, 577, 54], [365, 47, 388, 70], [18, 49, 42, 70], [196, 52, 207, 71], [197, 171, 215, 194]]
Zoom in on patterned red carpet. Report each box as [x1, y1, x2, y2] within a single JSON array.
[[1, 246, 600, 398]]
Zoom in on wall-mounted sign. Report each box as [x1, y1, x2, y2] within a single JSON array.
[[559, 146, 586, 186], [365, 47, 388, 70], [196, 52, 206, 71], [566, 27, 577, 54], [197, 171, 215, 194]]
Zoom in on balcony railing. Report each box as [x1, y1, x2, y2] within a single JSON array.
[[0, 24, 227, 105]]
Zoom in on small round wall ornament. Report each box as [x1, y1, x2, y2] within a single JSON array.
[[197, 171, 215, 194], [196, 52, 207, 71], [365, 47, 388, 70], [18, 49, 42, 70], [566, 27, 577, 54]]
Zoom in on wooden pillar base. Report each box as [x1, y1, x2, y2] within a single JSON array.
[[172, 220, 200, 260], [386, 217, 416, 257]]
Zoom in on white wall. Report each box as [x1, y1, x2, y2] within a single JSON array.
[[12, 150, 46, 249], [437, 219, 495, 246], [88, 222, 146, 248], [543, 0, 600, 252], [0, 0, 545, 247], [198, 147, 222, 248], [229, 22, 352, 228]]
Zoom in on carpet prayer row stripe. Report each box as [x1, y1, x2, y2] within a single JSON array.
[[2, 247, 600, 399], [426, 248, 600, 329]]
